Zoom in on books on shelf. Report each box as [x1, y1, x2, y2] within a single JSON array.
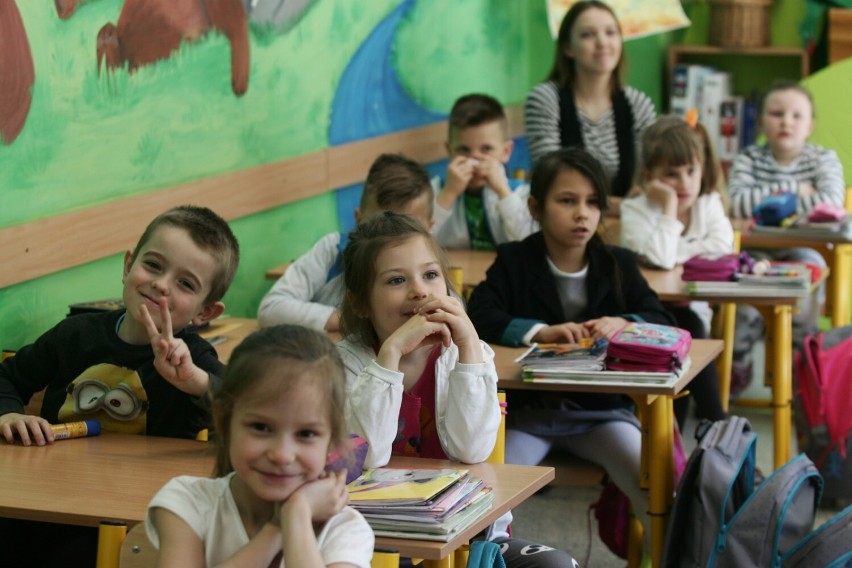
[[514, 339, 608, 371], [347, 468, 493, 541]]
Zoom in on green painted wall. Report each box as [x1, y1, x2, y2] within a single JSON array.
[[0, 1, 810, 349]]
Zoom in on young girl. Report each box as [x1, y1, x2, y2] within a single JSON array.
[[620, 115, 731, 427], [337, 212, 580, 568], [146, 325, 374, 568], [466, 147, 676, 551]]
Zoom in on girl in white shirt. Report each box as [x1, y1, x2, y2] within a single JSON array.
[[621, 114, 732, 427], [337, 212, 579, 568], [146, 325, 374, 568]]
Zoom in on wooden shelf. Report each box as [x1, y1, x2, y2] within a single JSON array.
[[666, 44, 810, 111]]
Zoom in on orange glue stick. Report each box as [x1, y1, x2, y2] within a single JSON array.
[[50, 420, 101, 440]]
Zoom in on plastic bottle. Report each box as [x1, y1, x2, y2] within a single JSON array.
[[50, 420, 101, 440]]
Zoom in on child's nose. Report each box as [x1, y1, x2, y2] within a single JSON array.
[[151, 277, 170, 295], [268, 438, 295, 464]]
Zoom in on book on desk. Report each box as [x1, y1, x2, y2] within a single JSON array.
[[347, 468, 493, 541]]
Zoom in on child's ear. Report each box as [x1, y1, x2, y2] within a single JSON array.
[[122, 250, 134, 281], [194, 301, 225, 325], [527, 196, 540, 222], [353, 208, 362, 225], [501, 139, 514, 164]]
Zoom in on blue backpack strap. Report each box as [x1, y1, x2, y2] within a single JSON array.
[[467, 541, 506, 568], [325, 231, 349, 283]]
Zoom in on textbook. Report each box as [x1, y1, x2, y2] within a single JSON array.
[[347, 468, 468, 506], [686, 280, 810, 298], [348, 468, 494, 542], [514, 339, 608, 371], [523, 357, 691, 389]]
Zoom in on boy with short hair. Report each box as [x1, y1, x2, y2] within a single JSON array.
[[0, 205, 240, 445], [728, 80, 845, 218], [432, 93, 536, 249], [258, 152, 434, 332], [0, 205, 239, 568]]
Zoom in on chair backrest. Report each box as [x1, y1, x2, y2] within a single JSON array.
[[485, 391, 506, 464], [371, 548, 401, 568], [120, 523, 156, 568]]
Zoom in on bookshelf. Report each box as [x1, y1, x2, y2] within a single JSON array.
[[666, 44, 810, 112]]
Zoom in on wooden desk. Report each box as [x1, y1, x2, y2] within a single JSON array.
[[733, 218, 852, 327], [0, 434, 552, 568], [0, 434, 215, 527], [491, 339, 723, 567], [198, 317, 258, 363], [641, 265, 797, 470]]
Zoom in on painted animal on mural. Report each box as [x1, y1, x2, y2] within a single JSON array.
[[54, 0, 83, 19], [96, 0, 250, 96], [0, 0, 35, 144]]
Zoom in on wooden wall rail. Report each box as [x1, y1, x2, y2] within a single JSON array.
[[0, 106, 524, 289]]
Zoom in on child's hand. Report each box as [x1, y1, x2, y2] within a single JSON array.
[[418, 295, 483, 364], [443, 156, 475, 200], [533, 323, 590, 344], [644, 180, 678, 218], [583, 317, 628, 339], [324, 310, 341, 333], [474, 156, 511, 199], [798, 182, 816, 198], [281, 469, 348, 525], [140, 299, 209, 397], [377, 308, 452, 371], [0, 412, 54, 446]]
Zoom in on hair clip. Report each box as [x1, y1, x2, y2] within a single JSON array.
[[684, 108, 699, 129]]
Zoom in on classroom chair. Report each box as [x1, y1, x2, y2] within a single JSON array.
[[118, 522, 153, 568]]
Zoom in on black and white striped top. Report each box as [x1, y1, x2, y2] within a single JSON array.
[[524, 81, 656, 182], [727, 143, 845, 218]]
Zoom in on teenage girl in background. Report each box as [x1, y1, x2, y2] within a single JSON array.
[[337, 212, 580, 568], [467, 147, 675, 553], [620, 115, 731, 428], [146, 325, 373, 568], [525, 0, 656, 213]]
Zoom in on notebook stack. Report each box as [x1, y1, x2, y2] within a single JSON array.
[[346, 468, 493, 541], [516, 329, 690, 387]]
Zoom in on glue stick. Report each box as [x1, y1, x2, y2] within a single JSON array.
[[50, 420, 101, 440]]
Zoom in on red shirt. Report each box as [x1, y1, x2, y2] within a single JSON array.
[[392, 346, 447, 459]]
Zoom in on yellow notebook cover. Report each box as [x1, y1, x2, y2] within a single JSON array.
[[347, 468, 467, 504]]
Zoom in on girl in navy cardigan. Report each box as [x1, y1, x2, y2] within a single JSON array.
[[468, 147, 675, 552]]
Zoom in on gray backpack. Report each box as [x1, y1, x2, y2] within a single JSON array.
[[662, 416, 831, 567]]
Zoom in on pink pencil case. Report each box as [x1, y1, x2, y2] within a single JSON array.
[[681, 252, 752, 282], [806, 203, 847, 223], [606, 323, 692, 373]]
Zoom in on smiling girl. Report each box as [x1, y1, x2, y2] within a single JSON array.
[[146, 325, 373, 568], [337, 212, 580, 567]]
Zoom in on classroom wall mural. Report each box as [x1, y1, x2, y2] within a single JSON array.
[[0, 0, 548, 348]]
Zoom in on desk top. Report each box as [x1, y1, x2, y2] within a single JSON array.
[[639, 264, 803, 305], [491, 338, 723, 397], [734, 217, 852, 247], [0, 434, 552, 561], [198, 317, 258, 363]]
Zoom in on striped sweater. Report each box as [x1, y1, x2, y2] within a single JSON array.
[[728, 143, 845, 218], [524, 81, 656, 182]]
